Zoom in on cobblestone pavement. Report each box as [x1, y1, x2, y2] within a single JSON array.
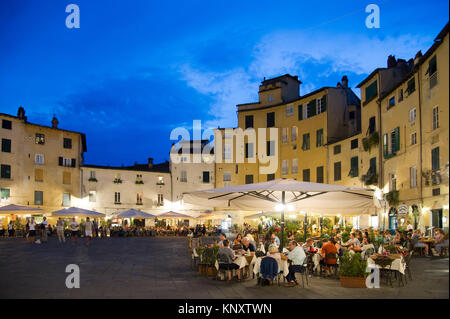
[[0, 236, 448, 299]]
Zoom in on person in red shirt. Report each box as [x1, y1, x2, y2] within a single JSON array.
[[320, 238, 338, 276]]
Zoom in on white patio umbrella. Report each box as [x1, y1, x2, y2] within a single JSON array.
[[50, 207, 105, 218], [114, 209, 155, 219], [183, 179, 376, 248], [157, 211, 193, 218], [0, 204, 43, 216]]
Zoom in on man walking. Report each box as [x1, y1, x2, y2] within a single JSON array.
[[56, 217, 65, 243], [41, 217, 48, 243], [70, 217, 79, 244]]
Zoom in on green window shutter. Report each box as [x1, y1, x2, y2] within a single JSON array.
[[383, 134, 388, 158], [321, 95, 327, 112], [365, 80, 378, 102], [369, 157, 377, 174], [298, 105, 303, 121], [307, 100, 316, 117], [432, 147, 440, 171], [394, 127, 400, 152], [350, 156, 359, 177]]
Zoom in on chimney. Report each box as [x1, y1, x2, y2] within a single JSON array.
[[414, 50, 422, 66], [387, 55, 397, 68], [17, 106, 27, 121], [341, 75, 348, 88], [51, 115, 59, 129], [148, 157, 154, 168], [336, 82, 341, 88]]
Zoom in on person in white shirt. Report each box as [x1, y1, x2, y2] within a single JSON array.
[[70, 218, 79, 244], [84, 217, 94, 245], [285, 240, 306, 287], [406, 221, 414, 231], [41, 217, 49, 243], [56, 218, 65, 243], [28, 217, 37, 244]]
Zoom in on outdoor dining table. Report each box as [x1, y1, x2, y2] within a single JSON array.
[[367, 253, 406, 275], [252, 256, 290, 277], [215, 253, 257, 272], [419, 238, 435, 255]]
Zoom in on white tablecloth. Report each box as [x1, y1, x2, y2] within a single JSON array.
[[215, 254, 256, 270], [367, 256, 406, 275], [253, 257, 290, 276]]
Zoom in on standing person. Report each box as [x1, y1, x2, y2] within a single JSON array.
[[70, 217, 79, 244], [40, 217, 48, 243], [93, 219, 99, 238], [28, 217, 37, 244], [56, 218, 65, 243], [84, 217, 94, 246], [8, 221, 14, 237]]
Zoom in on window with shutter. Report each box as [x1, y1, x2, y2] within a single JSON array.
[[302, 133, 310, 150], [2, 120, 12, 130], [267, 112, 275, 127], [303, 169, 310, 182], [334, 162, 341, 181], [1, 139, 11, 153], [0, 188, 10, 199], [298, 105, 303, 121], [1, 164, 11, 179], [62, 193, 71, 206], [427, 56, 437, 75], [316, 129, 323, 147], [63, 172, 71, 184], [245, 115, 254, 129], [245, 175, 254, 184], [333, 145, 341, 154], [383, 134, 388, 158], [35, 169, 44, 182], [394, 127, 400, 152], [365, 80, 378, 102], [368, 117, 376, 134], [431, 147, 440, 171], [202, 171, 210, 183], [316, 166, 324, 183], [267, 173, 275, 181], [349, 156, 359, 177], [292, 159, 298, 174], [71, 159, 76, 168], [406, 78, 415, 94], [34, 191, 43, 205], [369, 157, 377, 175], [59, 157, 63, 166], [307, 100, 317, 117], [63, 138, 72, 149]]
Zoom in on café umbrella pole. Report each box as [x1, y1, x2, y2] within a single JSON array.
[[303, 212, 308, 242]]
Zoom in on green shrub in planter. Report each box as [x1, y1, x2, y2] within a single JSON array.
[[338, 251, 369, 278]]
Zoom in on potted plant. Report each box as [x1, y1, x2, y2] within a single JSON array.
[[196, 246, 206, 275], [338, 251, 369, 288]]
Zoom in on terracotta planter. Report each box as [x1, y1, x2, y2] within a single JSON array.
[[198, 264, 207, 275], [207, 266, 217, 277], [339, 276, 367, 288]]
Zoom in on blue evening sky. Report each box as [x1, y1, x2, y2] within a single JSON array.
[[0, 0, 448, 165]]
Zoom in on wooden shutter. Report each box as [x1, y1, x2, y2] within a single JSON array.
[[35, 169, 44, 182], [321, 95, 327, 112], [394, 127, 400, 152], [71, 158, 76, 168], [63, 172, 71, 184], [432, 147, 440, 171], [298, 105, 303, 121], [307, 100, 317, 117], [58, 157, 63, 166], [383, 134, 388, 158]]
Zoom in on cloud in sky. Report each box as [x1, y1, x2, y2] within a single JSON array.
[[180, 30, 434, 128]]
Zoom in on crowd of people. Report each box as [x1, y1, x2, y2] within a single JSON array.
[[210, 224, 449, 286]]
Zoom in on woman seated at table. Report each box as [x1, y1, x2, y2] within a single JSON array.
[[384, 230, 393, 243], [359, 237, 376, 258], [411, 230, 428, 255], [217, 240, 241, 281], [233, 234, 243, 249], [260, 244, 288, 285], [432, 229, 448, 256]]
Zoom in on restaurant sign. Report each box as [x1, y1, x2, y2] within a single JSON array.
[[398, 205, 408, 215]]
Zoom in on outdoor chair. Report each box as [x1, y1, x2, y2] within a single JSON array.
[[362, 247, 375, 261], [374, 256, 394, 287], [320, 252, 338, 278], [403, 250, 414, 283], [259, 256, 279, 286], [191, 238, 200, 269], [216, 253, 233, 282], [293, 264, 309, 288]]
